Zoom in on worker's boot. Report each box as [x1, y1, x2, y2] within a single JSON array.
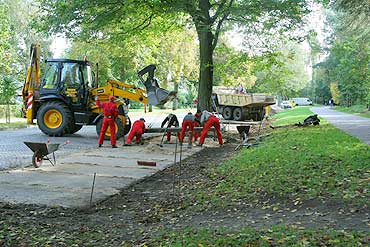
[[112, 145, 118, 148], [98, 144, 102, 147]]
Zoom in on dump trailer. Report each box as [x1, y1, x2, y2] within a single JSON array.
[[213, 87, 275, 121], [22, 44, 176, 139]]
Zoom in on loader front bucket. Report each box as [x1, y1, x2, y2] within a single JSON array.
[[138, 65, 177, 106]]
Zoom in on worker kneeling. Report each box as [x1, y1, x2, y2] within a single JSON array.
[[125, 118, 146, 145], [198, 110, 223, 147], [96, 96, 119, 148], [180, 112, 195, 148]]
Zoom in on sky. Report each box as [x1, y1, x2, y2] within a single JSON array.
[[50, 35, 70, 58]]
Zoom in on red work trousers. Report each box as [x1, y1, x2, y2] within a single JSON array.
[[193, 121, 201, 142], [180, 120, 194, 143], [126, 128, 144, 144], [98, 117, 116, 146], [199, 116, 223, 145], [166, 132, 180, 142]]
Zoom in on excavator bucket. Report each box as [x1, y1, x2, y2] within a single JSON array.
[[138, 65, 177, 106]]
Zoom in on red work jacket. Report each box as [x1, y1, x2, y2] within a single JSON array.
[[96, 100, 119, 118]]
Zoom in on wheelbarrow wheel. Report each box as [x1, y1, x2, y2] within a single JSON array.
[[32, 151, 43, 168]]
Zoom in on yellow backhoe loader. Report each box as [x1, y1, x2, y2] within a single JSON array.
[[22, 44, 176, 139]]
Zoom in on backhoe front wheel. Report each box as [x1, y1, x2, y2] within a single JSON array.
[[37, 101, 73, 137]]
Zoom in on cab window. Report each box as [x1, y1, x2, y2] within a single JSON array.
[[41, 62, 59, 89], [61, 63, 82, 88]]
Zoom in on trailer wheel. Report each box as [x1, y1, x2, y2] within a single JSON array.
[[222, 106, 233, 120], [233, 107, 244, 121], [37, 101, 73, 137], [96, 117, 125, 140], [32, 151, 43, 168]]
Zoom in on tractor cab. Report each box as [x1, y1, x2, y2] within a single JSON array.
[[40, 59, 95, 110]]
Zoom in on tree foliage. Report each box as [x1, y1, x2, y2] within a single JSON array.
[[39, 0, 312, 110], [314, 6, 370, 107]]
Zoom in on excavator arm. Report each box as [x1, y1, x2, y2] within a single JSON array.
[[22, 44, 41, 124], [91, 65, 176, 107], [90, 79, 149, 106]]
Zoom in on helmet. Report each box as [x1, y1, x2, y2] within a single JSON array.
[[109, 96, 115, 102]]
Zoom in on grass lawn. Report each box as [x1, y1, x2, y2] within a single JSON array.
[[334, 105, 370, 118], [0, 121, 27, 130], [141, 107, 370, 245], [196, 106, 369, 206], [142, 227, 368, 247]]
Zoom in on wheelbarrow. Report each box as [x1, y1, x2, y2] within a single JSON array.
[[24, 141, 69, 168]]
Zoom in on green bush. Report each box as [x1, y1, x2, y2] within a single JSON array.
[[0, 104, 23, 118]]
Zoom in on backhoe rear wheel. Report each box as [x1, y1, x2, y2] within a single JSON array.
[[37, 101, 73, 137]]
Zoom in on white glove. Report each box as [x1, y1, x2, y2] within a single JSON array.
[[94, 95, 98, 100]]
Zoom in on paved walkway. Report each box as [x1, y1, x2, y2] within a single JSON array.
[[0, 137, 210, 208], [311, 107, 370, 145]]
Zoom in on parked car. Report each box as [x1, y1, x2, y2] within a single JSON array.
[[281, 100, 292, 109], [292, 97, 313, 106]]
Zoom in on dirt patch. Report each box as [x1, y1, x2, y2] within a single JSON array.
[[0, 128, 369, 246]]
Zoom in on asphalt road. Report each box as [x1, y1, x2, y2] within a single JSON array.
[[0, 113, 188, 170], [311, 106, 370, 145]]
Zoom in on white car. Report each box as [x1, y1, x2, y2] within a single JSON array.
[[292, 97, 313, 106], [281, 100, 292, 109]]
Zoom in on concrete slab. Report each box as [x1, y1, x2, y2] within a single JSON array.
[[0, 136, 210, 208]]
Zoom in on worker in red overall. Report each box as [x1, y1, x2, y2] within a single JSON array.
[[96, 95, 119, 148], [180, 112, 195, 148], [125, 118, 146, 145], [193, 110, 202, 142], [198, 110, 223, 147]]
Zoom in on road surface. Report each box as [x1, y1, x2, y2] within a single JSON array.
[[311, 107, 370, 145], [0, 113, 188, 170]]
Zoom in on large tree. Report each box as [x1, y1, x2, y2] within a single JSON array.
[[40, 0, 311, 110]]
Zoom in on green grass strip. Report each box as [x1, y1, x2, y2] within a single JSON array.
[[194, 107, 370, 206], [0, 122, 27, 130], [140, 226, 368, 247], [334, 105, 370, 118]]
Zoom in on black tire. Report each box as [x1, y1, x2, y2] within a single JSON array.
[[123, 116, 131, 136], [36, 101, 73, 137], [222, 106, 233, 120], [68, 124, 83, 134], [233, 107, 244, 121], [96, 117, 125, 140]]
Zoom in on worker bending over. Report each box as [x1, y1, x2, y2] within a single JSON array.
[[198, 110, 223, 147], [180, 112, 195, 148], [193, 110, 202, 142], [161, 113, 180, 143], [125, 118, 146, 145], [96, 95, 119, 148]]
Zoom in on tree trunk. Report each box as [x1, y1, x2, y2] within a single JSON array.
[[197, 30, 214, 111], [6, 102, 10, 124], [172, 81, 178, 110]]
